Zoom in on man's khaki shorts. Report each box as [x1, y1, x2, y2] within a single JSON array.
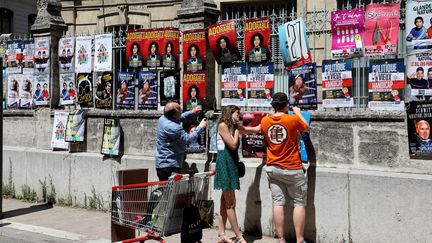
[[266, 165, 308, 207]]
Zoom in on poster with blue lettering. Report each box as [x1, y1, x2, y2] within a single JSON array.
[[288, 63, 318, 110], [247, 64, 274, 107], [221, 64, 247, 107], [138, 71, 158, 110], [368, 60, 405, 111], [406, 101, 432, 159], [278, 18, 312, 70], [322, 60, 354, 108], [117, 72, 135, 109], [406, 0, 432, 51]]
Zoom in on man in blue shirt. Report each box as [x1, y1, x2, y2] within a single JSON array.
[[155, 102, 207, 180]]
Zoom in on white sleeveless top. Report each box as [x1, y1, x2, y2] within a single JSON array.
[[216, 126, 234, 151]]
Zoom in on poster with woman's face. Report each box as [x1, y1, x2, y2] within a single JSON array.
[[288, 63, 318, 110], [75, 36, 93, 73], [60, 72, 76, 106], [161, 28, 179, 69], [159, 69, 180, 106], [126, 29, 145, 69], [183, 71, 206, 111], [58, 37, 75, 73], [183, 29, 206, 71], [95, 72, 113, 109], [77, 73, 93, 106], [117, 72, 135, 109], [22, 40, 35, 74], [34, 38, 50, 75], [138, 71, 158, 110], [19, 74, 33, 109], [244, 17, 271, 64], [33, 74, 50, 106], [143, 28, 164, 68], [406, 0, 432, 50], [208, 20, 241, 65], [94, 34, 113, 72], [7, 74, 20, 108]]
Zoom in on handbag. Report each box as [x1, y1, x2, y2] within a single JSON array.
[[236, 161, 246, 178], [181, 180, 202, 243], [197, 199, 214, 229]]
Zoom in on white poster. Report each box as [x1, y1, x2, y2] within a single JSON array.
[[7, 74, 20, 108], [60, 73, 76, 105], [406, 0, 432, 51], [33, 74, 50, 106], [94, 34, 112, 72], [51, 112, 69, 150], [58, 37, 75, 73], [75, 36, 93, 73], [34, 38, 50, 75], [19, 74, 33, 109]]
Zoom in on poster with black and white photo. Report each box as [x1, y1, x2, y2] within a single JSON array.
[[22, 40, 35, 74], [7, 74, 20, 108], [96, 72, 113, 109], [94, 34, 112, 72], [60, 73, 76, 106], [51, 111, 69, 150], [77, 73, 93, 106], [34, 38, 50, 75], [6, 41, 23, 74], [159, 69, 181, 107], [19, 74, 33, 109], [65, 110, 87, 142], [58, 37, 75, 73], [406, 101, 432, 159], [75, 36, 93, 73], [101, 117, 120, 156], [33, 74, 50, 106]]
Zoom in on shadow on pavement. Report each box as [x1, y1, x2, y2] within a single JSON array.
[[2, 202, 53, 219], [0, 223, 11, 227]]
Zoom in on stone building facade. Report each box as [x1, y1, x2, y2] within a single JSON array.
[[0, 0, 37, 36]]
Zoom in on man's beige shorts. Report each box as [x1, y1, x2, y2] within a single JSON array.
[[266, 165, 308, 207]]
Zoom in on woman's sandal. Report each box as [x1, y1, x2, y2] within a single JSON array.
[[234, 236, 247, 243], [217, 233, 233, 243]]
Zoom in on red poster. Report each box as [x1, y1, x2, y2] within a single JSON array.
[[126, 29, 145, 69], [183, 29, 206, 71], [208, 20, 241, 65], [244, 17, 271, 63], [241, 112, 267, 158], [143, 28, 165, 68], [161, 28, 180, 69], [183, 71, 206, 111]]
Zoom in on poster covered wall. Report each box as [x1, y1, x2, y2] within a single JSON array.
[[34, 39, 50, 75], [65, 110, 87, 142], [208, 20, 241, 65], [368, 60, 405, 110], [407, 50, 432, 99], [159, 69, 181, 106], [241, 112, 266, 158], [117, 72, 135, 109], [244, 17, 271, 63], [51, 112, 69, 150], [364, 3, 400, 56], [94, 34, 113, 72], [183, 29, 206, 71], [331, 9, 364, 59], [406, 0, 432, 50], [221, 64, 247, 107], [143, 28, 164, 68], [77, 73, 93, 106], [322, 60, 354, 108], [75, 36, 93, 73], [33, 74, 50, 106], [126, 29, 145, 69], [6, 41, 22, 74], [58, 37, 75, 73], [95, 72, 113, 109], [60, 73, 76, 105], [278, 18, 312, 70], [161, 28, 180, 69], [406, 101, 432, 159], [247, 64, 274, 107], [288, 63, 318, 110], [101, 117, 120, 156], [22, 40, 35, 74], [138, 71, 158, 110], [183, 71, 206, 111]]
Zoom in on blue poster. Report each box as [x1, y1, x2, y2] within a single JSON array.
[[288, 63, 318, 110], [117, 72, 135, 109], [138, 71, 158, 110]]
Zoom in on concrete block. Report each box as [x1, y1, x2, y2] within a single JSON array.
[[358, 129, 400, 166]]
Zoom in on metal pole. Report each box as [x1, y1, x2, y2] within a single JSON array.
[[0, 56, 3, 219]]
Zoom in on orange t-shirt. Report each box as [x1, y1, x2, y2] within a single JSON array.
[[260, 114, 308, 170]]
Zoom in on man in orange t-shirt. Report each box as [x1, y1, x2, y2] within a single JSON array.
[[260, 92, 309, 243]]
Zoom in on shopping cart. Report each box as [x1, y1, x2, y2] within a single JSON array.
[[111, 171, 215, 243]]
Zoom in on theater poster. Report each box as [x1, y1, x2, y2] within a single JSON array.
[[60, 73, 76, 106], [34, 38, 50, 75], [75, 36, 93, 73], [126, 29, 145, 69], [51, 111, 69, 150], [143, 28, 164, 68], [161, 28, 179, 69], [7, 74, 20, 108], [183, 29, 206, 71], [33, 74, 50, 106], [406, 101, 432, 159], [244, 17, 271, 64], [138, 71, 158, 110], [221, 64, 247, 107], [160, 69, 181, 106], [407, 50, 432, 99], [288, 63, 318, 110], [22, 40, 35, 74], [95, 72, 113, 109], [77, 73, 93, 106], [6, 41, 23, 74], [101, 117, 120, 156], [331, 9, 365, 59], [19, 74, 33, 109], [117, 72, 135, 109], [208, 20, 241, 65], [406, 0, 432, 50], [183, 71, 206, 111], [241, 112, 266, 158], [364, 3, 400, 56], [208, 112, 220, 154], [58, 37, 75, 73], [322, 60, 354, 108], [65, 110, 87, 142], [278, 18, 312, 70], [368, 60, 405, 110], [94, 34, 112, 72], [247, 64, 274, 107]]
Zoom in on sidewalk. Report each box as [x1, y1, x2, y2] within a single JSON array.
[[1, 199, 277, 243]]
